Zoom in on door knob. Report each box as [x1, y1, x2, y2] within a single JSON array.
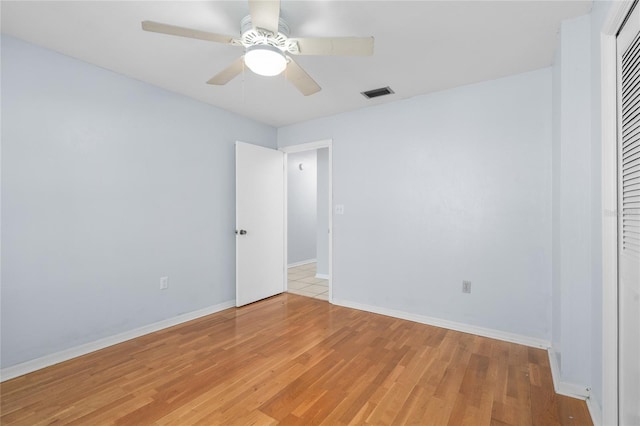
[[236, 229, 247, 235]]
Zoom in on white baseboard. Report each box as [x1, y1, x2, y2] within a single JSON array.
[[586, 395, 602, 426], [288, 259, 316, 268], [0, 300, 235, 382], [315, 273, 329, 279], [331, 299, 550, 349], [332, 298, 596, 423], [547, 347, 591, 399]]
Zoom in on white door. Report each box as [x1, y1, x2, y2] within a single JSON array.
[[236, 141, 285, 307], [617, 4, 640, 424]]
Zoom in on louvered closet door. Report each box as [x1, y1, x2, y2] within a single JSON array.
[[617, 2, 640, 424]]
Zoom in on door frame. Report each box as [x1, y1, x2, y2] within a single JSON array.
[[280, 139, 333, 302], [601, 1, 636, 424]]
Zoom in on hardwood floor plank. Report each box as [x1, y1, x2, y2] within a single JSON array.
[[0, 294, 591, 425], [365, 381, 414, 424], [491, 400, 520, 426], [389, 384, 430, 425], [459, 353, 491, 407], [419, 395, 455, 425], [555, 395, 593, 426], [317, 361, 386, 424]]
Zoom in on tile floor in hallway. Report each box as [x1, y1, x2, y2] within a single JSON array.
[[287, 262, 329, 301]]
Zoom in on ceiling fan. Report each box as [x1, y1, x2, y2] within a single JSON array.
[[141, 0, 374, 96]]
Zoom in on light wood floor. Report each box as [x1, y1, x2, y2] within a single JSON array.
[[1, 294, 592, 425]]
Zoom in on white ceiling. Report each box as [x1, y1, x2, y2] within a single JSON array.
[[1, 1, 591, 127]]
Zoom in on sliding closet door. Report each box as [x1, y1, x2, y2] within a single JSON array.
[[617, 2, 640, 424]]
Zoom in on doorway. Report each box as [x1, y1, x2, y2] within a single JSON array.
[[287, 262, 327, 300], [281, 140, 333, 302]]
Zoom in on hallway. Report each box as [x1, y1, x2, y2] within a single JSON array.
[[287, 262, 328, 301]]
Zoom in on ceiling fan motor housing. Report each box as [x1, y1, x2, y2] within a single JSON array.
[[238, 15, 299, 54]]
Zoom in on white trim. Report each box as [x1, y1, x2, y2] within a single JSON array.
[[547, 348, 591, 399], [548, 347, 562, 390], [280, 139, 333, 154], [287, 259, 316, 268], [283, 148, 289, 293], [315, 273, 329, 280], [0, 300, 235, 382], [587, 395, 604, 426], [602, 0, 635, 35], [280, 139, 333, 303], [331, 298, 550, 349], [327, 144, 333, 303], [601, 30, 620, 426]]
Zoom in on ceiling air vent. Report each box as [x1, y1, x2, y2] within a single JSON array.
[[361, 86, 395, 99]]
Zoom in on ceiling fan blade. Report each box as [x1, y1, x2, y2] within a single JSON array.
[[248, 0, 280, 34], [290, 37, 374, 56], [206, 57, 245, 85], [285, 58, 321, 96], [141, 21, 235, 44]]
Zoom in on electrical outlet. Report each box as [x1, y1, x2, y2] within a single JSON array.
[[462, 280, 471, 294], [335, 204, 345, 215], [160, 276, 168, 290]]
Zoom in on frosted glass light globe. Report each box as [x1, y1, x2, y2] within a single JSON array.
[[244, 45, 287, 77]]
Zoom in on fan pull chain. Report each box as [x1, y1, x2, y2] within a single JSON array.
[[241, 56, 246, 106]]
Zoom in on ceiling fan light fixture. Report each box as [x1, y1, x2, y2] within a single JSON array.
[[244, 45, 287, 76]]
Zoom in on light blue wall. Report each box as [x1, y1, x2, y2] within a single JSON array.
[[551, 4, 613, 415], [551, 3, 613, 418], [287, 150, 317, 264], [278, 69, 553, 340], [0, 36, 277, 368], [316, 148, 329, 276], [588, 1, 613, 414], [551, 42, 563, 363], [553, 14, 593, 390]]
